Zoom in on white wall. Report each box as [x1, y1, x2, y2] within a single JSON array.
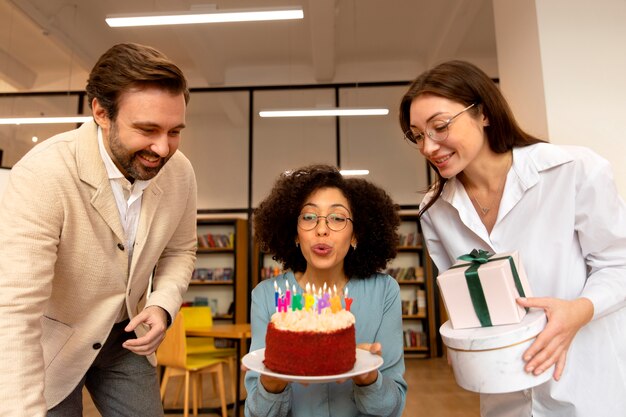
[[494, 0, 626, 197], [535, 0, 626, 197]]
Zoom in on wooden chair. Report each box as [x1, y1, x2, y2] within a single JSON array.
[[181, 306, 238, 399], [156, 312, 228, 417]]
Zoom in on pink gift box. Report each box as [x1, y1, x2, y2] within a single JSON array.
[[437, 250, 533, 329]]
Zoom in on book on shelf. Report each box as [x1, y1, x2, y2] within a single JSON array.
[[208, 298, 218, 317], [206, 233, 216, 247], [403, 322, 427, 348], [385, 266, 424, 282], [261, 265, 283, 280], [193, 296, 209, 306], [214, 338, 235, 348], [197, 235, 209, 248], [191, 267, 233, 282], [222, 267, 233, 281], [398, 232, 421, 247], [196, 233, 234, 249], [401, 299, 416, 315], [404, 329, 428, 348], [416, 288, 427, 316]]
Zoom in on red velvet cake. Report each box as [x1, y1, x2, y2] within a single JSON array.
[[264, 310, 356, 376]]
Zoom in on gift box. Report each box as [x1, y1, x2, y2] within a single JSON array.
[[440, 309, 554, 393], [437, 249, 532, 329]]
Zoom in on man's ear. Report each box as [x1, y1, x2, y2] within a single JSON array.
[[91, 98, 109, 129]]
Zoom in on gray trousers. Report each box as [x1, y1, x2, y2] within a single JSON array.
[[47, 320, 163, 417]]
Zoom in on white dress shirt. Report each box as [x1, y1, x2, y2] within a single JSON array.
[[98, 127, 151, 321], [421, 143, 626, 417]]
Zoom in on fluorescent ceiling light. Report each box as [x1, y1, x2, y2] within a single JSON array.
[[106, 7, 304, 27], [0, 116, 93, 125], [340, 169, 370, 176], [259, 108, 389, 118]]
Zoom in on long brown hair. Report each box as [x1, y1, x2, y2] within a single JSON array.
[[399, 60, 545, 216]]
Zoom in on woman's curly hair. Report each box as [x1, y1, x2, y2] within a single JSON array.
[[254, 164, 400, 279]]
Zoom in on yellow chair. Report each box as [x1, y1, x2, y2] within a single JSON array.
[[181, 306, 238, 399], [156, 312, 228, 417]]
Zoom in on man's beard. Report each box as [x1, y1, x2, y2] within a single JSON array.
[[108, 122, 168, 181]]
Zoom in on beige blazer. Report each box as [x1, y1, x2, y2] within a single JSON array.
[[0, 120, 197, 415]]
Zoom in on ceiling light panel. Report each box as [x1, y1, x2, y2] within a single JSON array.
[[106, 7, 304, 27]]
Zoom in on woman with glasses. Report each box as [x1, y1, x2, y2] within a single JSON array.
[[244, 164, 407, 417], [400, 60, 626, 416]]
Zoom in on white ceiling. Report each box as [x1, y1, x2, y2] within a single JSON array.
[[0, 0, 498, 93]]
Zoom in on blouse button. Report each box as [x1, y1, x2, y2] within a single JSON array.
[[117, 243, 125, 251], [92, 343, 102, 350]]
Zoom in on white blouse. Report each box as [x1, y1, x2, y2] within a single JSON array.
[[421, 143, 626, 417]]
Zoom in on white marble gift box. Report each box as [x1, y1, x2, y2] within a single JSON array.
[[437, 250, 532, 329], [441, 309, 554, 393]]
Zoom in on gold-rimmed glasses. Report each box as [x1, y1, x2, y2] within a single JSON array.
[[297, 212, 353, 231], [404, 103, 477, 148]]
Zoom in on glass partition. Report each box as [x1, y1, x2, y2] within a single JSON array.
[[0, 84, 428, 211], [339, 85, 428, 206], [252, 88, 336, 207], [179, 91, 250, 210], [0, 94, 83, 167]]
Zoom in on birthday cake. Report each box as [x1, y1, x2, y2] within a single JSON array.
[[264, 308, 357, 376]]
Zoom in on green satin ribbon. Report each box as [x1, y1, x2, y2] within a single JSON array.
[[451, 249, 527, 327]]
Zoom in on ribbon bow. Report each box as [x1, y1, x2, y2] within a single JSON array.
[[457, 249, 493, 264]]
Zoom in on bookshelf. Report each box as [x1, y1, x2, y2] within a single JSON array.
[[187, 217, 248, 324], [386, 214, 438, 357]]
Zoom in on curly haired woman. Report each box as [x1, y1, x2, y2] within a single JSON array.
[[244, 164, 407, 417]]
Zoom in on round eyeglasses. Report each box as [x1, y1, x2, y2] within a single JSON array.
[[297, 212, 353, 232], [404, 103, 477, 148]]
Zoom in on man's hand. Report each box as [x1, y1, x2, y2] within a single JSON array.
[[122, 306, 169, 355]]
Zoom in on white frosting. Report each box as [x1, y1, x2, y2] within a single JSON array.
[[270, 309, 355, 332]]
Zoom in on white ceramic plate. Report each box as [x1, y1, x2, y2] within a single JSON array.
[[242, 348, 384, 383]]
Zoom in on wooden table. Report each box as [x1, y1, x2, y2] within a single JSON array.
[[186, 323, 251, 417]]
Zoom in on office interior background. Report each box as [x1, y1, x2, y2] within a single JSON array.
[[0, 1, 625, 416], [1, 0, 625, 200]]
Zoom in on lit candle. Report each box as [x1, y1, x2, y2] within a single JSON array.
[[322, 285, 330, 305], [285, 281, 291, 308], [344, 287, 353, 312], [291, 284, 303, 311], [274, 281, 279, 310], [277, 287, 287, 313], [312, 284, 318, 312], [317, 287, 329, 314], [304, 283, 315, 312], [330, 284, 342, 313]]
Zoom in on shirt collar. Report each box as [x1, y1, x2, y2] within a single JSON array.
[[440, 143, 574, 202]]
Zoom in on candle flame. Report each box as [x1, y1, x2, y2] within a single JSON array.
[[305, 282, 311, 293], [292, 283, 296, 293], [333, 284, 337, 295], [278, 287, 282, 296], [344, 287, 349, 298], [274, 280, 278, 290]]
